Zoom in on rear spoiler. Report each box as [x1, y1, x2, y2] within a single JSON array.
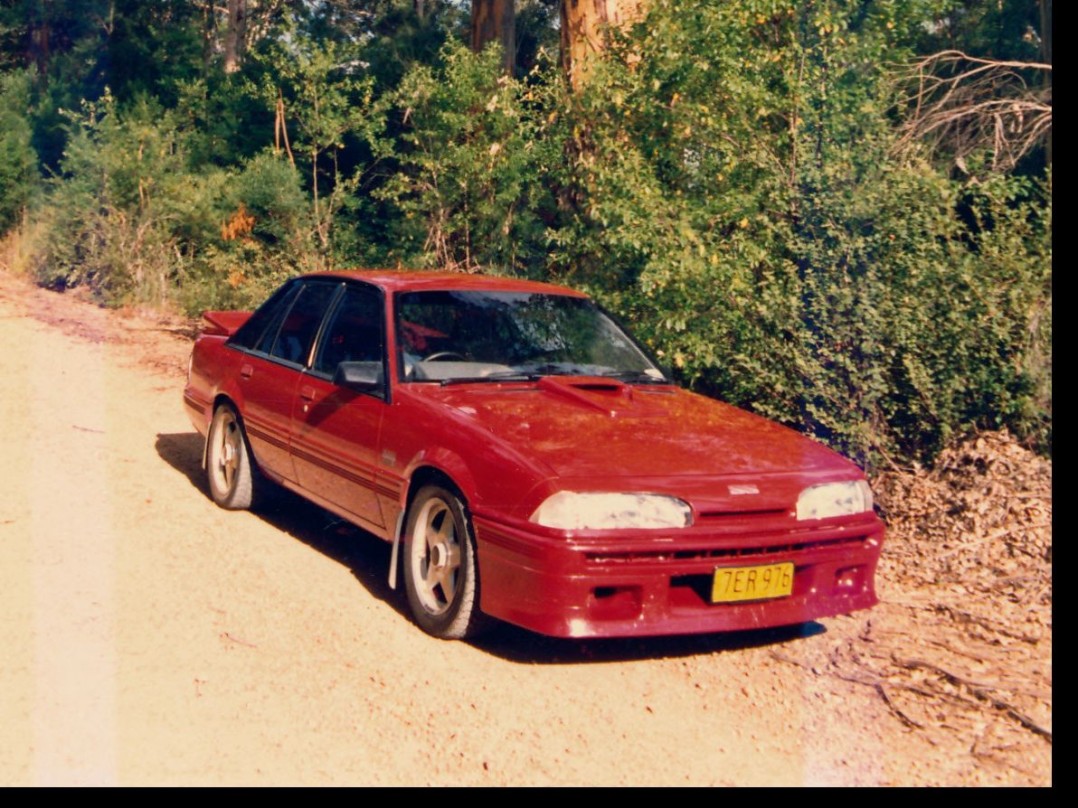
[[201, 310, 252, 337]]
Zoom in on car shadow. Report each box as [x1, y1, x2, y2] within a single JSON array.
[[155, 431, 205, 492], [471, 619, 827, 664], [156, 431, 407, 619], [156, 431, 830, 665]]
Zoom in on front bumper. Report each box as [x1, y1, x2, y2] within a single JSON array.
[[473, 512, 884, 639]]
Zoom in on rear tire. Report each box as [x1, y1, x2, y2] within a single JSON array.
[[206, 404, 258, 510], [403, 485, 487, 640]]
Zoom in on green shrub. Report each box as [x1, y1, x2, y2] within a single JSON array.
[[0, 71, 38, 232], [2, 0, 1051, 469], [377, 41, 556, 274], [29, 94, 319, 313], [178, 151, 317, 314], [538, 0, 1051, 467]]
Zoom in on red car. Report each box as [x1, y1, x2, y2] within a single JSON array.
[[184, 270, 884, 640]]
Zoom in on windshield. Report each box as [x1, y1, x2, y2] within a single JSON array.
[[395, 290, 667, 384]]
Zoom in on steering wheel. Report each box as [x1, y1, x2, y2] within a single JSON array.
[[424, 351, 466, 362]]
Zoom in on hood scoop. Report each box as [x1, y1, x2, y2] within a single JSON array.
[[537, 375, 637, 416]]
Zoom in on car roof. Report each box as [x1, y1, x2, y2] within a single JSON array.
[[303, 269, 590, 298]]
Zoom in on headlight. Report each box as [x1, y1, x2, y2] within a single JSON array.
[[530, 492, 693, 530], [796, 480, 873, 521]]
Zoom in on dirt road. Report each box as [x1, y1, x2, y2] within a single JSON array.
[[0, 273, 1051, 786]]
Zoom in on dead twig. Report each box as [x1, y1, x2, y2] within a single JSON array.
[[769, 650, 812, 671], [875, 682, 925, 729], [221, 631, 257, 648], [895, 657, 1052, 743], [892, 50, 1051, 173], [829, 668, 934, 729], [931, 604, 1042, 644]]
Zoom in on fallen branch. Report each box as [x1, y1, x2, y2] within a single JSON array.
[[875, 682, 925, 729], [931, 604, 1042, 644], [831, 669, 944, 727], [895, 657, 1052, 743]]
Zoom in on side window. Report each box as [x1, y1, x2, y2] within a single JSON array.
[[313, 285, 385, 376], [266, 282, 340, 366], [229, 281, 300, 351]]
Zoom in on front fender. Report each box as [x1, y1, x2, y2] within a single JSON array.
[[399, 446, 480, 512]]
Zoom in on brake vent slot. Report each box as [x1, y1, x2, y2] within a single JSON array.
[[572, 382, 622, 391]]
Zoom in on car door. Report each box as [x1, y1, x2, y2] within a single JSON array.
[[290, 282, 388, 530], [236, 280, 341, 483]]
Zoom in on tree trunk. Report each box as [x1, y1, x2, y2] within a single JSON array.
[[470, 0, 515, 74], [201, 0, 218, 70], [28, 15, 50, 75], [559, 0, 646, 90], [223, 0, 247, 74]]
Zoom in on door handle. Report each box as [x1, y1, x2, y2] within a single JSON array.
[[299, 384, 317, 414], [240, 363, 253, 380]]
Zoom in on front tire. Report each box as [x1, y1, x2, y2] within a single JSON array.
[[206, 404, 258, 510], [403, 485, 486, 639]]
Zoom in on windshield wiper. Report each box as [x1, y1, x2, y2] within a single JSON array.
[[438, 364, 590, 386], [440, 371, 540, 386], [440, 364, 636, 386]]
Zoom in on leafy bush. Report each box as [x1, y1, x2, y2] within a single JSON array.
[[0, 0, 1051, 467], [377, 41, 556, 274], [179, 150, 318, 313], [27, 94, 321, 313], [0, 71, 38, 232], [537, 0, 1051, 467], [32, 93, 194, 304]]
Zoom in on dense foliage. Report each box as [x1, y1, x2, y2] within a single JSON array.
[[0, 0, 1051, 467]]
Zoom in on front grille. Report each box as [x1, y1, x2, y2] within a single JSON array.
[[696, 508, 789, 520], [583, 533, 868, 565]]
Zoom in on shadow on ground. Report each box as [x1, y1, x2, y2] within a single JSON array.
[[156, 431, 829, 665]]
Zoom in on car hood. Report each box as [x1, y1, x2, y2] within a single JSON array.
[[416, 376, 859, 489]]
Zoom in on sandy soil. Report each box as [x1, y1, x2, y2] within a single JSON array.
[[0, 272, 1051, 786]]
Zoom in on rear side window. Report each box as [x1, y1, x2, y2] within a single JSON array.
[[229, 281, 300, 351], [266, 282, 340, 365]]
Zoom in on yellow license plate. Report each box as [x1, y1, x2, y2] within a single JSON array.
[[711, 562, 794, 603]]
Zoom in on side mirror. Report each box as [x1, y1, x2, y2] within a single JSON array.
[[333, 361, 385, 396]]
